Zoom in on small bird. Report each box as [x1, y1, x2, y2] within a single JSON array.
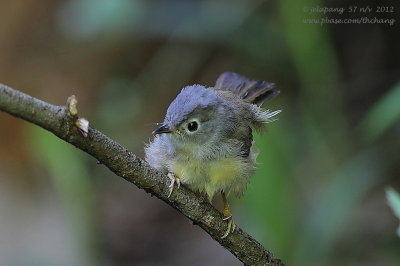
[[145, 72, 280, 238]]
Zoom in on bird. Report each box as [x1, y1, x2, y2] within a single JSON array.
[[145, 72, 280, 238]]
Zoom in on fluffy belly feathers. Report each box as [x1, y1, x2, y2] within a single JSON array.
[[171, 157, 247, 199]]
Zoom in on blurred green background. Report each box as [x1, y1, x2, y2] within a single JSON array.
[[0, 0, 399, 265]]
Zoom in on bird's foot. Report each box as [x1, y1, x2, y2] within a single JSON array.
[[167, 172, 181, 198], [221, 191, 236, 239], [221, 215, 236, 239]]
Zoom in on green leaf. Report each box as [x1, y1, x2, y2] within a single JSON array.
[[386, 187, 400, 219], [360, 82, 400, 142], [386, 187, 400, 237]]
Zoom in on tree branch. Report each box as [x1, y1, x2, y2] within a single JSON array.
[[0, 83, 285, 266]]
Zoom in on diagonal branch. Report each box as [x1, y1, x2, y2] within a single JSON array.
[[0, 83, 285, 266]]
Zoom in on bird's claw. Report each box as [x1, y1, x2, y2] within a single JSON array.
[[167, 172, 180, 198], [221, 216, 236, 239], [220, 191, 236, 239]]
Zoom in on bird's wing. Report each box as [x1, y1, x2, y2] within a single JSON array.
[[233, 126, 253, 158], [214, 72, 279, 106]]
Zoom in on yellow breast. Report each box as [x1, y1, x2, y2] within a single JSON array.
[[172, 157, 242, 199], [208, 158, 241, 186]]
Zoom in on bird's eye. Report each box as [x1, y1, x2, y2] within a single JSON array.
[[187, 121, 198, 132]]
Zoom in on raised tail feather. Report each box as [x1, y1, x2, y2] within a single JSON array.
[[214, 72, 280, 106]]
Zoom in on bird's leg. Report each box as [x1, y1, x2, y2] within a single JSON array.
[[221, 191, 236, 239], [167, 172, 181, 198]]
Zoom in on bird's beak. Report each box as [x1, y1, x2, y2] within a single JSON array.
[[152, 124, 172, 135]]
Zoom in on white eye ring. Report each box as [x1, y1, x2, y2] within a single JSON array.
[[186, 119, 200, 133]]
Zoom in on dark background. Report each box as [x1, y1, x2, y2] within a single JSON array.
[[0, 0, 399, 265]]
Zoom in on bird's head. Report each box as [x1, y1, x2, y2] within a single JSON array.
[[152, 85, 235, 153]]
